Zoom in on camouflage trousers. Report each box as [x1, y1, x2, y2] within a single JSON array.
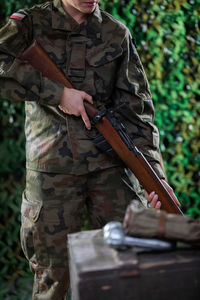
[[20, 167, 137, 300]]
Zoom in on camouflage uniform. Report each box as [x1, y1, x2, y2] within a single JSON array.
[[0, 0, 165, 299]]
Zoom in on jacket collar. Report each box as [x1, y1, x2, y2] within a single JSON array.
[[52, 0, 102, 38]]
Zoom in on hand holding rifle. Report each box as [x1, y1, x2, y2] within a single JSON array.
[[147, 180, 181, 210], [59, 87, 93, 130]]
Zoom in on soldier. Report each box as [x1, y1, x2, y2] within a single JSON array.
[[0, 0, 180, 299]]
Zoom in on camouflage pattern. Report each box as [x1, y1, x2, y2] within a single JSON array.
[[0, 1, 165, 298], [21, 167, 136, 299], [0, 0, 165, 178]]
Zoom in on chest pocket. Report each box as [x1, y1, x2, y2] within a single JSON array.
[[86, 42, 123, 98]]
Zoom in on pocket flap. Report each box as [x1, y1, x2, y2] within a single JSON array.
[[86, 42, 123, 66], [21, 191, 42, 222]]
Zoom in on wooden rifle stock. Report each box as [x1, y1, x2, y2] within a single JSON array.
[[20, 40, 183, 215]]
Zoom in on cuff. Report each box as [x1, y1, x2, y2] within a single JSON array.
[[38, 76, 64, 106], [150, 162, 166, 180]]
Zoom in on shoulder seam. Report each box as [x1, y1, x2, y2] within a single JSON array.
[[100, 9, 127, 31]]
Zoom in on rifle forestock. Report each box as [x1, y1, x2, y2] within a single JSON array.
[[20, 40, 183, 215], [84, 102, 183, 215]]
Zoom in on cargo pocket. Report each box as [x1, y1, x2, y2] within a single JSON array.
[[20, 191, 43, 261]]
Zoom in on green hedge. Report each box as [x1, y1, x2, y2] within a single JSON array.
[[0, 0, 200, 299], [102, 0, 200, 218]]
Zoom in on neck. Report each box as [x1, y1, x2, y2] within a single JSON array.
[[61, 1, 88, 24]]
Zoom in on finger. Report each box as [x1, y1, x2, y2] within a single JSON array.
[[172, 194, 181, 206], [155, 201, 161, 210], [146, 191, 155, 202], [81, 109, 91, 130], [162, 180, 181, 206], [82, 92, 93, 104], [149, 194, 159, 208]]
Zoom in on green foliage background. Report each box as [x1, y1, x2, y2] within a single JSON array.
[[0, 0, 199, 299]]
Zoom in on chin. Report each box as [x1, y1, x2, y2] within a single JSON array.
[[82, 2, 97, 12]]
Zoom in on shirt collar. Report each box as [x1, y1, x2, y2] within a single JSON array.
[[52, 0, 102, 38]]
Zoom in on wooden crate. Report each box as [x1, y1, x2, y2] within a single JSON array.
[[68, 229, 200, 300]]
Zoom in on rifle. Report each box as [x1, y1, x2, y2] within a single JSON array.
[[20, 40, 183, 215]]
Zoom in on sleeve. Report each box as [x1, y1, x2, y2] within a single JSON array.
[[113, 29, 165, 179], [0, 13, 64, 106]]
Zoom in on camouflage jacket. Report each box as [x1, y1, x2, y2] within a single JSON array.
[[0, 0, 165, 178]]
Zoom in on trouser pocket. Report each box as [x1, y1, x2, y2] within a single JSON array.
[[20, 190, 43, 261]]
